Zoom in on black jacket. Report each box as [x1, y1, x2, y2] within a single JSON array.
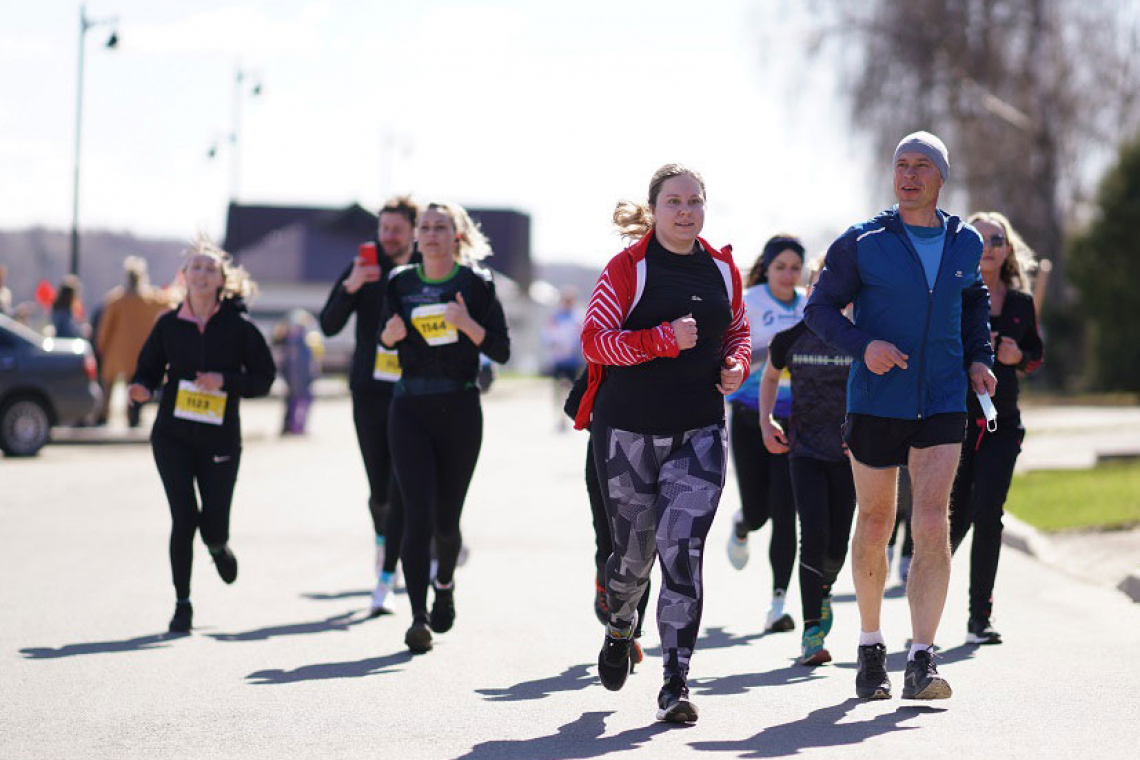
[[319, 246, 422, 394], [133, 299, 276, 449]]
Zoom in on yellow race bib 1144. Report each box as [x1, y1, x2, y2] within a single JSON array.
[[410, 303, 458, 346], [173, 379, 227, 425]]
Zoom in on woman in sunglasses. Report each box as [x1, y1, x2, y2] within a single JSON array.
[[948, 211, 1043, 645]]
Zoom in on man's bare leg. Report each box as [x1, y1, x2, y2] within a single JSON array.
[[906, 443, 961, 645], [850, 461, 899, 634]]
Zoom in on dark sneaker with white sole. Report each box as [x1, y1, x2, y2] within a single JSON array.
[[168, 601, 192, 634], [855, 643, 892, 699], [430, 583, 455, 633], [405, 618, 433, 653], [902, 648, 952, 699], [209, 545, 238, 584], [966, 617, 1002, 645], [656, 676, 698, 723]]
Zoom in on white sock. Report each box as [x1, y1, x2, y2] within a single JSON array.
[[770, 590, 786, 613], [909, 642, 932, 661], [859, 630, 885, 647]]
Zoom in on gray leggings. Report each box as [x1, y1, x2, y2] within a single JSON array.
[[592, 421, 727, 681]]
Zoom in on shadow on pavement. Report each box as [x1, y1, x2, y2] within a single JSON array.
[[476, 663, 596, 702], [20, 632, 175, 659], [643, 626, 766, 658], [206, 611, 368, 642], [246, 650, 414, 684], [689, 698, 944, 757], [300, 590, 371, 601], [692, 661, 827, 696], [452, 710, 675, 760]]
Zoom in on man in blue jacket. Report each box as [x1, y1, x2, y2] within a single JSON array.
[[805, 131, 996, 701]]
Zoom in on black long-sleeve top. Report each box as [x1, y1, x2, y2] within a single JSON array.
[[969, 288, 1043, 428], [132, 299, 276, 449], [319, 248, 422, 394], [378, 263, 510, 392]]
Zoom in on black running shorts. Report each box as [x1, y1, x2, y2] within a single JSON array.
[[843, 412, 967, 468]]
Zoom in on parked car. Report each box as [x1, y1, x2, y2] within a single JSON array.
[[0, 314, 102, 456]]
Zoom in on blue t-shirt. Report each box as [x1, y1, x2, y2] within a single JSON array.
[[904, 222, 946, 289]]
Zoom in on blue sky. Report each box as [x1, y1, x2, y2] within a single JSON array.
[[1, 1, 887, 266]]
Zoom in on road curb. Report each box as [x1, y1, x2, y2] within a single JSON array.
[[1003, 513, 1140, 603]]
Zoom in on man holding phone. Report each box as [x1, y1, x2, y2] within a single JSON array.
[[320, 195, 420, 616]]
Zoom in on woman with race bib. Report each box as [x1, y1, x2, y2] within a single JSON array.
[[378, 201, 510, 654], [129, 237, 275, 634]]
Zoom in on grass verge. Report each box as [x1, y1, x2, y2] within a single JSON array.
[[1006, 460, 1140, 531]]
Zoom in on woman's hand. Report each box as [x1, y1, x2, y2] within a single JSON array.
[[128, 383, 151, 403], [760, 417, 789, 455], [194, 372, 224, 392], [717, 356, 744, 395], [671, 314, 698, 351], [444, 292, 475, 332], [381, 314, 407, 346], [996, 336, 1023, 366]]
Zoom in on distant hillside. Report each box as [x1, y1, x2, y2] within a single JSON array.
[[0, 227, 187, 318]]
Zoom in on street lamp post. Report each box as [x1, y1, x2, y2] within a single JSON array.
[[70, 4, 118, 278], [228, 66, 261, 202]]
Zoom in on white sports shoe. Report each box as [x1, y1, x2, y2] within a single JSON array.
[[765, 591, 795, 632], [370, 578, 394, 617]]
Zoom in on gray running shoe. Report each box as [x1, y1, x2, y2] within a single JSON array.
[[656, 676, 699, 723], [902, 648, 952, 699], [855, 643, 892, 699]]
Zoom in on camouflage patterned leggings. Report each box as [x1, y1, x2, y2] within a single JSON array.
[[592, 421, 727, 681]]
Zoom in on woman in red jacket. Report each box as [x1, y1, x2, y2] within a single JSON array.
[[577, 164, 751, 724]]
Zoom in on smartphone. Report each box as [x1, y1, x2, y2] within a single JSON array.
[[358, 242, 378, 266]]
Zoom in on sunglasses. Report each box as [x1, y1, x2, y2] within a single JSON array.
[[985, 235, 1007, 248]]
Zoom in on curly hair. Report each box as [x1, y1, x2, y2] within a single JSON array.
[[179, 234, 257, 301]]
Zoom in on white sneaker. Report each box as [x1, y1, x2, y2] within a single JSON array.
[[765, 591, 795, 632], [370, 579, 394, 617], [726, 531, 749, 570]]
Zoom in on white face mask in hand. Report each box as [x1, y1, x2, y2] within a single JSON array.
[[976, 391, 997, 432]]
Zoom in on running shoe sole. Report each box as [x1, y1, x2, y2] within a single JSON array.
[[801, 648, 832, 666], [965, 632, 1002, 645], [656, 700, 699, 723], [902, 678, 952, 700]]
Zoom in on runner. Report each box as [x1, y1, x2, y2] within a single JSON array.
[[129, 237, 276, 634], [949, 211, 1043, 645], [758, 258, 855, 665], [805, 131, 995, 700], [575, 164, 751, 723], [379, 201, 510, 653], [724, 234, 805, 633], [320, 196, 420, 616]]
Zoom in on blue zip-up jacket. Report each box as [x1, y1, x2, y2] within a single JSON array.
[[804, 206, 993, 420]]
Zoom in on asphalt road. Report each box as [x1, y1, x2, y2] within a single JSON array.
[[3, 379, 1138, 759]]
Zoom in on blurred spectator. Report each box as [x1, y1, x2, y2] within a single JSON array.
[[274, 308, 322, 435], [0, 264, 12, 317], [541, 286, 584, 430], [50, 275, 88, 339], [95, 257, 169, 426]]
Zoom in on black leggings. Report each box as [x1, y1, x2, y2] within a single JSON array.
[[352, 390, 404, 573], [729, 403, 796, 591], [949, 425, 1023, 620], [585, 438, 650, 635], [389, 389, 482, 619], [790, 455, 856, 625], [152, 433, 241, 600]]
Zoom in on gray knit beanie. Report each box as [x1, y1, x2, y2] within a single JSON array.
[[893, 131, 949, 180]]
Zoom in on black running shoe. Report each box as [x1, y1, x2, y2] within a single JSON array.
[[593, 576, 609, 625], [902, 648, 952, 699], [656, 675, 699, 723], [168, 601, 192, 634], [597, 618, 636, 691], [430, 584, 455, 633], [210, 545, 238, 584], [405, 618, 433, 654], [966, 617, 1002, 645], [855, 643, 892, 699]]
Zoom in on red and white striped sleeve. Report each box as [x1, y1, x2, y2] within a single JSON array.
[[719, 261, 752, 379], [581, 256, 678, 366]]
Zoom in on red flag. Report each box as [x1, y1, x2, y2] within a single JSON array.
[[34, 280, 56, 309]]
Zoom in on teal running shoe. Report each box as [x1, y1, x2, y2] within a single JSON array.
[[800, 625, 831, 666], [820, 597, 833, 637]]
